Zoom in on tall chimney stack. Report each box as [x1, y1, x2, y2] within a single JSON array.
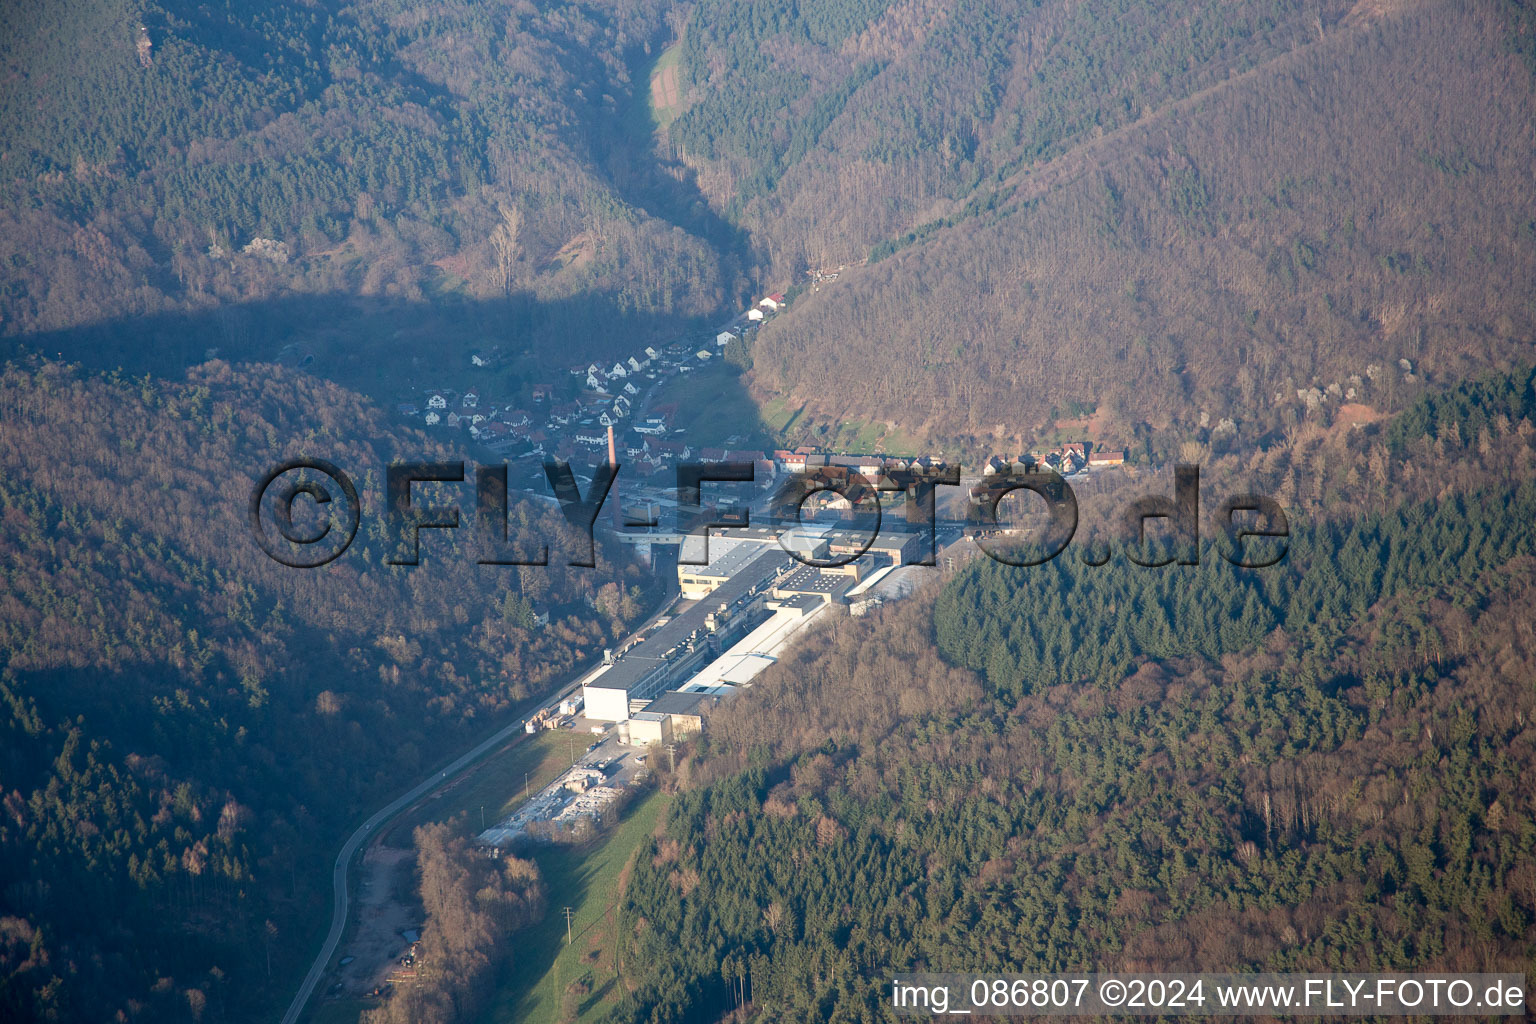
[[608, 424, 620, 527]]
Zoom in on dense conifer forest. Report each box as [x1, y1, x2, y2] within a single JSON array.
[[3, 0, 1536, 1021], [608, 375, 1536, 1022]]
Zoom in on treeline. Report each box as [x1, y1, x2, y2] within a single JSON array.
[[364, 822, 545, 1024], [711, 0, 1536, 451], [597, 381, 1536, 1021], [0, 0, 739, 348], [607, 529, 1536, 1022], [0, 359, 648, 1022], [1387, 363, 1536, 455], [935, 479, 1536, 698]]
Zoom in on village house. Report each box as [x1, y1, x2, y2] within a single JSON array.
[[1088, 446, 1126, 468], [650, 439, 692, 462]]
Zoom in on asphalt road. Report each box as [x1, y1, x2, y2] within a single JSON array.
[[277, 673, 584, 1024], [278, 587, 685, 1024]]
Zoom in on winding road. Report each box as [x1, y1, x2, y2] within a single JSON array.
[[277, 675, 583, 1024]]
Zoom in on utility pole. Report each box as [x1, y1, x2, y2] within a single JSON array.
[[666, 743, 678, 774], [563, 906, 574, 944], [480, 805, 485, 830], [524, 772, 529, 800]]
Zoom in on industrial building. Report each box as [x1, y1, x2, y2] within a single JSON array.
[[677, 537, 776, 597], [624, 690, 718, 746], [583, 545, 790, 720], [590, 524, 930, 725]]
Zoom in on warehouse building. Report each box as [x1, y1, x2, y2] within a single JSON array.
[[584, 546, 789, 720], [624, 690, 718, 746]]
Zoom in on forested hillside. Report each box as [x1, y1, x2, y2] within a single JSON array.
[[0, 358, 648, 1022], [667, 0, 1536, 447], [608, 381, 1536, 1022], [0, 0, 743, 350], [7, 0, 1535, 452]]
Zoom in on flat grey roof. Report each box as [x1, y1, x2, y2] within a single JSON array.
[[776, 566, 846, 596], [589, 547, 789, 695], [643, 690, 715, 717], [775, 593, 825, 612], [683, 540, 771, 579]]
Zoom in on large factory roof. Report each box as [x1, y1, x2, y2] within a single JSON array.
[[589, 546, 789, 695], [682, 539, 772, 580]]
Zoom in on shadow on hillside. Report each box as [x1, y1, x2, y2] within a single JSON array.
[[7, 291, 697, 377], [2, 289, 780, 455]]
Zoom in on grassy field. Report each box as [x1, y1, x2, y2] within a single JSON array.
[[647, 40, 685, 128], [387, 729, 582, 843], [757, 394, 926, 455], [308, 998, 372, 1024], [480, 789, 671, 1023], [651, 364, 774, 449]]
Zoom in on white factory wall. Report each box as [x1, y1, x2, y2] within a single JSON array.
[[583, 685, 632, 722]]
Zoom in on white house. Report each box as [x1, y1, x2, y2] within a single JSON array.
[[644, 346, 659, 360], [623, 381, 639, 395], [427, 392, 448, 409], [716, 330, 739, 347], [747, 308, 764, 321], [609, 362, 627, 378], [425, 411, 441, 425], [462, 390, 479, 408], [627, 356, 644, 373]]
